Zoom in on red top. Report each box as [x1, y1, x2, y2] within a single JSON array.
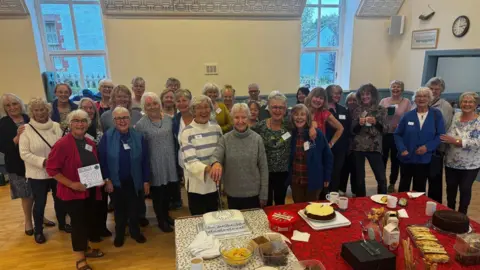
[[46, 133, 102, 201], [313, 110, 331, 134]]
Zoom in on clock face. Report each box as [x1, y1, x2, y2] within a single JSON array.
[[453, 16, 470, 37]]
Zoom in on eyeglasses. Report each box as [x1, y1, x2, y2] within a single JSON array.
[[114, 116, 130, 121], [71, 119, 88, 124], [271, 106, 286, 111]]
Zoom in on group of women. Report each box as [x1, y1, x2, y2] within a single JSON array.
[[1, 76, 479, 270]]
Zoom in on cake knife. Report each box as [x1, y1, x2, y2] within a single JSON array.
[[216, 183, 223, 211]]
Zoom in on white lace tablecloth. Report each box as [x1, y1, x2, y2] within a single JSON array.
[[175, 209, 298, 270]]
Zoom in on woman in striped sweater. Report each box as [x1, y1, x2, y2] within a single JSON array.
[[180, 95, 223, 215]]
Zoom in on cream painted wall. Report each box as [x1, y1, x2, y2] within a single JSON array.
[[0, 18, 43, 101], [104, 18, 300, 96], [391, 0, 480, 90]]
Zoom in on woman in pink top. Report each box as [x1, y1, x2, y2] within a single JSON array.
[[379, 80, 412, 193], [305, 87, 344, 148]]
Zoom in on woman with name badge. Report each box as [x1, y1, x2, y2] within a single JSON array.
[[394, 87, 445, 193], [287, 104, 333, 203], [46, 109, 105, 270], [203, 82, 232, 134], [379, 80, 412, 193]]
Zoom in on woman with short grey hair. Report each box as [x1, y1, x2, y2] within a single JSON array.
[[97, 79, 114, 116], [441, 92, 480, 214], [166, 77, 181, 92], [180, 95, 222, 215], [210, 103, 268, 209], [135, 92, 176, 232], [19, 97, 69, 244], [131, 76, 146, 111], [160, 88, 176, 117], [425, 76, 453, 203], [203, 82, 232, 133], [100, 85, 143, 132], [221, 84, 235, 112]]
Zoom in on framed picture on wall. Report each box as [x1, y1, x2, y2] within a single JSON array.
[[411, 28, 439, 49]]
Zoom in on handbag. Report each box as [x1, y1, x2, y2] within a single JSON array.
[[29, 124, 52, 149]]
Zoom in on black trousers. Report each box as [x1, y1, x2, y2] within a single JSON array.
[[267, 172, 289, 206], [63, 187, 103, 252], [151, 185, 170, 224], [445, 167, 480, 214], [398, 163, 429, 192], [168, 181, 182, 206], [382, 134, 400, 185], [138, 190, 147, 219], [112, 180, 142, 239], [339, 153, 357, 195], [329, 146, 348, 192], [354, 152, 387, 197], [227, 195, 260, 210], [101, 189, 109, 230], [427, 154, 444, 203], [29, 178, 67, 233], [187, 192, 218, 216]]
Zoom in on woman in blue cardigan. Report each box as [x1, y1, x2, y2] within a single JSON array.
[[394, 87, 445, 193], [287, 104, 333, 203]]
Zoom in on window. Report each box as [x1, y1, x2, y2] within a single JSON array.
[[35, 0, 108, 94], [300, 0, 343, 87]]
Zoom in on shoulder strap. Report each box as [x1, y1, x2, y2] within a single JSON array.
[[29, 124, 52, 149]]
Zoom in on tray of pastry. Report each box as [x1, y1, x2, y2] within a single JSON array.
[[406, 225, 449, 263]]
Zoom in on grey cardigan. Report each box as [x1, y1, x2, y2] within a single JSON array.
[[212, 128, 268, 201]]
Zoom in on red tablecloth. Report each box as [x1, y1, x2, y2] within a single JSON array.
[[263, 193, 480, 270]]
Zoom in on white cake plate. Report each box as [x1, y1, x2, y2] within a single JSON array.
[[298, 210, 351, 231]]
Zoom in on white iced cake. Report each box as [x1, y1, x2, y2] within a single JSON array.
[[203, 210, 248, 236]]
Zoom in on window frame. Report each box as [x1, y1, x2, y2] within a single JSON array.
[[34, 0, 110, 90], [301, 0, 345, 86]]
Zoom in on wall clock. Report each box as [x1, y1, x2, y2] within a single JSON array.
[[452, 15, 470, 37]]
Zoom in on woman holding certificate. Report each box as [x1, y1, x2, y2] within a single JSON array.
[[46, 109, 105, 270]]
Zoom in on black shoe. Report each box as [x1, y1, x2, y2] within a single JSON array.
[[43, 220, 56, 227], [59, 224, 72, 233], [158, 222, 173, 233], [132, 234, 147, 244], [139, 218, 149, 227], [25, 229, 34, 236], [166, 216, 175, 227], [114, 236, 124, 247], [34, 232, 46, 244], [101, 228, 112, 237]]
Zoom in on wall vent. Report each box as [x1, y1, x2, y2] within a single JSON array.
[[356, 0, 404, 18], [205, 64, 218, 75]]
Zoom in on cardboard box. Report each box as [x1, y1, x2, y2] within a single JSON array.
[[383, 223, 400, 246], [341, 240, 396, 270]]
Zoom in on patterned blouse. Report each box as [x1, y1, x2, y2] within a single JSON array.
[[445, 113, 480, 170], [252, 119, 291, 172], [351, 105, 388, 153], [292, 133, 308, 185]]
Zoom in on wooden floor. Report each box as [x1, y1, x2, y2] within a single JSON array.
[[1, 163, 480, 270]]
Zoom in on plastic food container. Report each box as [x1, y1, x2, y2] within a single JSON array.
[[291, 260, 326, 270], [454, 233, 480, 266], [268, 211, 298, 233], [258, 240, 290, 267], [220, 240, 255, 267]]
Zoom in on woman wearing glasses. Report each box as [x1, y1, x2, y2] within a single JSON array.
[[96, 79, 114, 116], [98, 107, 150, 247]]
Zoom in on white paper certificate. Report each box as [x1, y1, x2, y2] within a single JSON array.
[[78, 164, 104, 188]]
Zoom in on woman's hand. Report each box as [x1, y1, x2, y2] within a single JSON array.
[[359, 118, 366, 126], [143, 182, 150, 196], [401, 150, 409, 156], [105, 181, 114, 193], [324, 181, 329, 188], [366, 117, 376, 125], [17, 125, 25, 136], [69, 182, 87, 192], [210, 163, 223, 184], [260, 200, 267, 208], [415, 145, 427, 155], [440, 135, 457, 145], [309, 126, 317, 141]]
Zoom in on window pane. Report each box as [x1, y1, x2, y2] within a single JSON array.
[[41, 4, 76, 51], [321, 0, 339, 4], [73, 4, 105, 50], [53, 56, 82, 94], [81, 56, 107, 90], [301, 7, 319, 48], [320, 7, 339, 47], [300, 52, 316, 86], [306, 0, 318, 4], [317, 52, 336, 85]]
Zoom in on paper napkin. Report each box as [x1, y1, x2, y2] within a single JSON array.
[[291, 230, 310, 242], [397, 209, 409, 218], [188, 231, 221, 258], [407, 192, 425, 198]]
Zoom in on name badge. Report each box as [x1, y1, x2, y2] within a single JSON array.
[[281, 132, 291, 141], [123, 144, 131, 150], [85, 144, 93, 152], [339, 114, 346, 120], [195, 134, 202, 139], [85, 133, 95, 141], [216, 108, 222, 114], [303, 141, 310, 151], [408, 122, 414, 126]]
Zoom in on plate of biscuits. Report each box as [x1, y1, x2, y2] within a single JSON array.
[[407, 225, 450, 263]]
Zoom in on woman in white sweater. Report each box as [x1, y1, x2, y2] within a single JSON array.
[[19, 97, 69, 244]]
